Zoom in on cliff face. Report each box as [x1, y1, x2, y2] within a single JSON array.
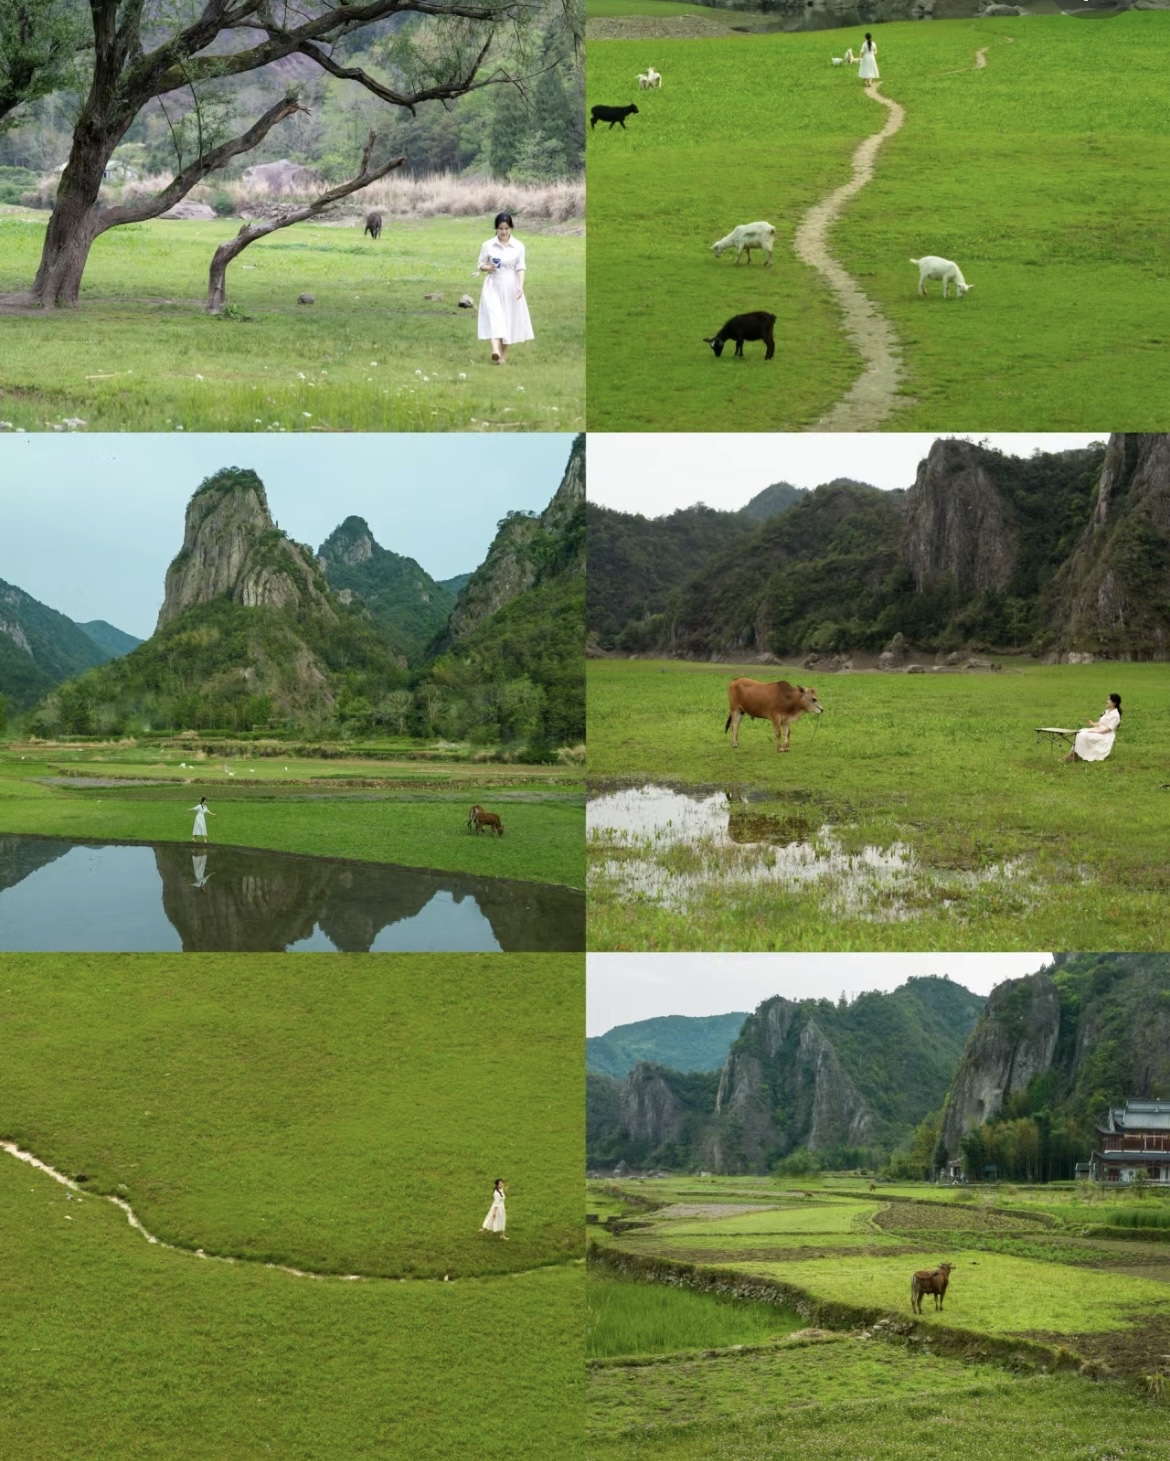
[[444, 433, 584, 646], [1049, 434, 1170, 658], [620, 1064, 690, 1150], [939, 955, 1170, 1159], [903, 439, 1019, 596], [939, 972, 1062, 1155], [157, 468, 335, 631], [317, 515, 454, 664]]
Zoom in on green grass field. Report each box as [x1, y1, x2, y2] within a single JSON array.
[[587, 1176, 1170, 1458], [586, 0, 721, 16], [0, 746, 585, 889], [586, 14, 1170, 430], [0, 213, 583, 431], [586, 658, 1170, 949], [0, 955, 584, 1457]]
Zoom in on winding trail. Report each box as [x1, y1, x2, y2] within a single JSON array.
[[793, 82, 907, 431], [2, 1139, 557, 1283]]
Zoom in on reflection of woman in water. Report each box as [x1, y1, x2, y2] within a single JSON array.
[[191, 853, 211, 888], [477, 213, 534, 365], [858, 33, 879, 83], [1064, 693, 1122, 763], [480, 1178, 507, 1239], [190, 796, 215, 841]]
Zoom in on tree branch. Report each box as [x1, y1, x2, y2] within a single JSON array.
[[96, 94, 307, 231], [205, 129, 406, 313], [297, 33, 503, 116]]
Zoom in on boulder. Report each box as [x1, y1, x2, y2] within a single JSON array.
[[160, 201, 216, 220]]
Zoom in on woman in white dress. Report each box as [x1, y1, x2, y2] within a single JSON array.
[[858, 33, 879, 83], [190, 796, 215, 841], [481, 1178, 507, 1239], [477, 213, 534, 364], [1065, 694, 1121, 762]]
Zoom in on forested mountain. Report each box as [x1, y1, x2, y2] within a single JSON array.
[[0, 578, 121, 712], [25, 469, 407, 737], [587, 977, 986, 1173], [593, 437, 1147, 661], [317, 518, 455, 665], [939, 954, 1170, 1182], [77, 621, 142, 659], [587, 1012, 750, 1080], [420, 433, 585, 751], [587, 480, 809, 650]]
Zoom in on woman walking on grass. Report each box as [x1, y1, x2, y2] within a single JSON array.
[[477, 213, 534, 365], [858, 33, 879, 83], [481, 1178, 507, 1239], [1064, 694, 1122, 763], [190, 796, 215, 842]]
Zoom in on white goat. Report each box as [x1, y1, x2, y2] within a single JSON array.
[[831, 56, 844, 66], [911, 255, 973, 298], [637, 66, 662, 89], [712, 221, 776, 268]]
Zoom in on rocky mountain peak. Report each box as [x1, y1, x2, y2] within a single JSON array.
[[319, 516, 376, 568], [903, 438, 1018, 596], [157, 468, 336, 632]]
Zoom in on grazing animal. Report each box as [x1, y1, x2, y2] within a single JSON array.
[[591, 103, 639, 130], [637, 67, 662, 89], [725, 678, 824, 752], [910, 1263, 954, 1314], [364, 210, 383, 240], [844, 47, 857, 63], [832, 56, 844, 66], [469, 805, 505, 837], [911, 256, 972, 298], [711, 221, 776, 268], [869, 1181, 877, 1192], [703, 311, 776, 360]]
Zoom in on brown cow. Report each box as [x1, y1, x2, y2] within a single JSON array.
[[364, 210, 383, 240], [469, 805, 504, 837], [725, 679, 823, 752], [910, 1263, 954, 1314]]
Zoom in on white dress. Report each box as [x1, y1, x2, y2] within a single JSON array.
[[191, 804, 209, 837], [482, 1188, 506, 1233], [1074, 707, 1119, 761], [477, 239, 535, 344], [858, 41, 879, 80]]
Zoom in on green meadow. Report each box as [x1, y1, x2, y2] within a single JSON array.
[[587, 1177, 1170, 1459], [0, 745, 584, 889], [0, 954, 583, 1457], [586, 14, 1170, 431], [0, 213, 583, 432], [587, 658, 1170, 950]]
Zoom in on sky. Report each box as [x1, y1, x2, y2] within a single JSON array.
[[588, 433, 1104, 517], [587, 953, 1052, 1036], [0, 433, 573, 639]]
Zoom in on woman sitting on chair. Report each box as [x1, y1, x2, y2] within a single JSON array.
[[1064, 693, 1121, 762]]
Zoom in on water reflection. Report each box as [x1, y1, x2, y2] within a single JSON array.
[[0, 835, 583, 953]]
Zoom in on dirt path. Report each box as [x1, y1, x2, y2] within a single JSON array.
[[793, 82, 907, 431], [2, 1139, 547, 1283]]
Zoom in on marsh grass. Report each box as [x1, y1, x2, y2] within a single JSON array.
[[0, 213, 582, 431], [587, 659, 1170, 949], [588, 1273, 803, 1357], [0, 747, 585, 888], [586, 14, 1170, 431]]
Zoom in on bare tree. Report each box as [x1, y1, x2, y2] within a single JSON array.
[[205, 129, 405, 313], [25, 0, 538, 307]]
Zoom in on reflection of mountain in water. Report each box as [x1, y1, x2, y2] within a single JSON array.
[[0, 834, 71, 895], [153, 842, 583, 952]]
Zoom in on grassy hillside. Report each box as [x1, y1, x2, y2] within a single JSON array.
[[587, 1012, 750, 1078]]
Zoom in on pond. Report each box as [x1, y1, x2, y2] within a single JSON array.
[[0, 835, 584, 953]]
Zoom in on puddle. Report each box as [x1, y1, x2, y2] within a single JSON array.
[[587, 782, 1030, 923], [0, 835, 583, 953]]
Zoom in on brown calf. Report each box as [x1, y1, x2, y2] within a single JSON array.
[[910, 1263, 954, 1314], [468, 805, 504, 837], [725, 678, 824, 753]]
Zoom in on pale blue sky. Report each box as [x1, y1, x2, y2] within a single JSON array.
[[0, 433, 573, 639], [588, 953, 1052, 1036]]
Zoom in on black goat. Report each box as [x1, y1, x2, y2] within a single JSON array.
[[703, 311, 776, 360], [364, 210, 383, 240], [591, 104, 639, 130]]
